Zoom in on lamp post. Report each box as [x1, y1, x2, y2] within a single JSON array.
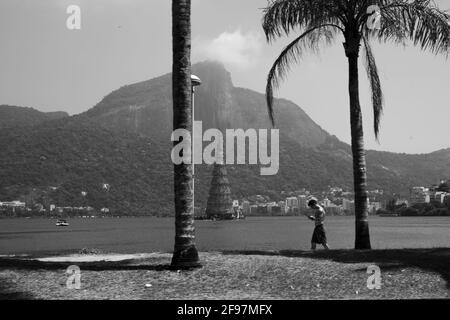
[[191, 74, 201, 216]]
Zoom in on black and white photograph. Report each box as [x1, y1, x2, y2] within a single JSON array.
[[0, 0, 449, 306]]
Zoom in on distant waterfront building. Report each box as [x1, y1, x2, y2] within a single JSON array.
[[250, 205, 258, 216], [285, 197, 298, 208], [444, 194, 450, 207], [410, 187, 430, 205], [257, 205, 269, 215], [242, 201, 250, 215], [285, 197, 299, 215], [322, 198, 332, 208], [267, 202, 280, 215], [297, 195, 307, 209], [343, 199, 355, 213], [324, 204, 343, 215], [276, 201, 286, 215], [0, 201, 26, 208], [368, 202, 382, 214], [430, 192, 446, 203]]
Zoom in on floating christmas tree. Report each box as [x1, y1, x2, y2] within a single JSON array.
[[205, 163, 233, 219]]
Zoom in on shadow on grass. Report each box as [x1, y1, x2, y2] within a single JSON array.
[[0, 257, 191, 272], [0, 279, 34, 300], [0, 256, 202, 299], [222, 248, 450, 289]]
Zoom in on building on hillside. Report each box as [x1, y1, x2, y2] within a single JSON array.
[[322, 198, 332, 208], [410, 187, 430, 205], [0, 201, 26, 208], [368, 202, 382, 214], [324, 204, 343, 215], [257, 205, 269, 216], [285, 197, 298, 209], [284, 203, 290, 214], [444, 194, 450, 207], [276, 201, 286, 215], [342, 199, 355, 213], [267, 202, 280, 215], [430, 192, 446, 203], [297, 195, 308, 209]]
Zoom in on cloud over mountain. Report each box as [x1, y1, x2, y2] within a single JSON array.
[[194, 30, 262, 69]]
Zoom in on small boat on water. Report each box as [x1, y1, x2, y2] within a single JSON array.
[[56, 219, 69, 226]]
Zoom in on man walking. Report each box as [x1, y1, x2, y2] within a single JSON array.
[[307, 198, 330, 250]]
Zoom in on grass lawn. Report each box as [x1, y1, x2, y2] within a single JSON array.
[[0, 248, 448, 299]]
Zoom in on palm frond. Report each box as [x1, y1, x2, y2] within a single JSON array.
[[362, 35, 383, 140], [262, 0, 345, 42], [376, 0, 450, 55], [266, 24, 337, 125]]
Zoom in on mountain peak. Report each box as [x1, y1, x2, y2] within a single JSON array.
[[81, 60, 331, 146], [192, 60, 234, 88], [192, 60, 227, 71]]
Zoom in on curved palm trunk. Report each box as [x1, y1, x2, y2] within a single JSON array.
[[171, 0, 200, 267], [345, 37, 371, 250]]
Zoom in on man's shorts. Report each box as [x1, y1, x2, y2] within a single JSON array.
[[311, 224, 327, 244]]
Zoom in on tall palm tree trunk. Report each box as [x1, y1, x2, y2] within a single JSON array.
[[171, 0, 200, 267], [345, 36, 371, 250]]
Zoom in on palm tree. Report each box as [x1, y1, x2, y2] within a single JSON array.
[[171, 0, 201, 267], [262, 0, 450, 249]]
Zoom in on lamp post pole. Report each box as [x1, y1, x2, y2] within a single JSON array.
[[191, 75, 201, 217]]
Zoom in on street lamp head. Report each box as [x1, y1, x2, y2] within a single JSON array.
[[191, 74, 202, 87]]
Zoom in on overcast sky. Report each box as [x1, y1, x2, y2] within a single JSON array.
[[0, 0, 449, 154]]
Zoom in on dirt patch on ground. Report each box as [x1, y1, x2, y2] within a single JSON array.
[[0, 248, 448, 299]]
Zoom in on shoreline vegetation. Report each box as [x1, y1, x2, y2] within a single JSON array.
[[0, 248, 448, 299]]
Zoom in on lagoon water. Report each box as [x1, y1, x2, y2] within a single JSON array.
[[0, 216, 449, 255]]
